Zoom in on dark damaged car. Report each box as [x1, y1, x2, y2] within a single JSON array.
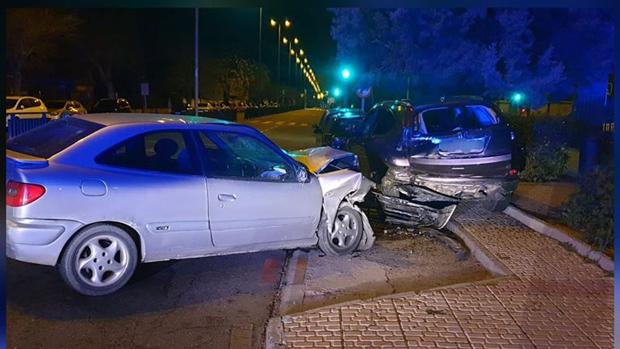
[[318, 99, 519, 229]]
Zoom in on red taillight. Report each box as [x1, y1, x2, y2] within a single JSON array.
[[6, 181, 46, 207], [509, 169, 519, 176]]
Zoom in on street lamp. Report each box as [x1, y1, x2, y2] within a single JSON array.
[[283, 37, 299, 81], [299, 49, 304, 56], [270, 18, 291, 81]]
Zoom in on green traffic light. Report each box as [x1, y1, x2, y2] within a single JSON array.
[[512, 93, 523, 102], [341, 69, 351, 79]]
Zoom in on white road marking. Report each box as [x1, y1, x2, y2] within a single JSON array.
[[261, 120, 273, 124], [287, 122, 296, 126], [300, 123, 308, 127], [275, 121, 285, 125]]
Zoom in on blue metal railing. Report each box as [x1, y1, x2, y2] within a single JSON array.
[[6, 112, 51, 139]]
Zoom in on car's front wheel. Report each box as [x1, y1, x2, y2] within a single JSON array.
[[58, 224, 138, 296], [318, 206, 363, 256]]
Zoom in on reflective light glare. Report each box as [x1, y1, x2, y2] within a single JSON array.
[[341, 68, 351, 79]]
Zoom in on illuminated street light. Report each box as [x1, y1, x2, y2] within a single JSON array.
[[299, 49, 304, 56], [294, 37, 299, 44], [284, 19, 291, 27], [283, 37, 288, 44], [333, 87, 341, 97], [341, 68, 351, 79], [290, 49, 295, 55], [303, 58, 308, 64], [270, 19, 277, 26], [296, 57, 300, 63]]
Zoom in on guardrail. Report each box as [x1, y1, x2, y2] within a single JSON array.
[[6, 112, 52, 139]]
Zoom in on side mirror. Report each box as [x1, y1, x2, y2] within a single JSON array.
[[296, 165, 309, 183]]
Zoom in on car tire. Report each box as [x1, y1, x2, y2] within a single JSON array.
[[482, 189, 511, 212], [58, 224, 138, 296], [318, 206, 364, 256]]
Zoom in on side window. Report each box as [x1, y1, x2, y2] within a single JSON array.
[[373, 109, 396, 135], [17, 98, 32, 109], [96, 131, 199, 175], [197, 130, 294, 181], [32, 99, 42, 107]]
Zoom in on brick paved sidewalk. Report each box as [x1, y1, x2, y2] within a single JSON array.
[[273, 203, 613, 348]]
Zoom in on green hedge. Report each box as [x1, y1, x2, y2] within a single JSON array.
[[519, 142, 569, 182], [561, 163, 614, 252]]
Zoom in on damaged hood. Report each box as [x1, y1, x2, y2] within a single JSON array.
[[288, 146, 359, 174]]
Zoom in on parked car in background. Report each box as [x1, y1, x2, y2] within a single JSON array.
[[317, 99, 519, 228], [314, 108, 366, 148], [46, 99, 88, 119], [6, 96, 48, 119], [92, 98, 132, 113], [6, 113, 375, 296]]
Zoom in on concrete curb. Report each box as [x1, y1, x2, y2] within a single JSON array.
[[503, 205, 614, 273], [277, 249, 308, 316], [265, 317, 284, 349], [446, 220, 514, 277]]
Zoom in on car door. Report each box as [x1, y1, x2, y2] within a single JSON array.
[[195, 128, 322, 248], [95, 129, 212, 261]]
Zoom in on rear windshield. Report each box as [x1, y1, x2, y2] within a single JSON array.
[[7, 118, 104, 158], [6, 98, 18, 109], [419, 105, 499, 134]]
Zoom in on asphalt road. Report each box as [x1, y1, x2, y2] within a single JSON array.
[[242, 108, 324, 150], [7, 251, 287, 349], [6, 109, 325, 349]]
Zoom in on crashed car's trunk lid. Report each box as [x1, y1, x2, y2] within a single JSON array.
[[408, 126, 513, 177]]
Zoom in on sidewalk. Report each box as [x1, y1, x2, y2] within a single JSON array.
[[271, 203, 613, 348]]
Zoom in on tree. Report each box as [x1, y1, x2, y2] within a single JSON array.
[[6, 9, 80, 94], [329, 9, 567, 107], [78, 10, 145, 99]]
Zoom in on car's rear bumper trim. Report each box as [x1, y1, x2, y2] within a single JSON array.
[[409, 154, 511, 166], [6, 218, 83, 266]]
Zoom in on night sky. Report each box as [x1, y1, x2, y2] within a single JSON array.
[[131, 8, 335, 91]]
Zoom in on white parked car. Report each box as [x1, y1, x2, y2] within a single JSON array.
[[6, 96, 48, 120]]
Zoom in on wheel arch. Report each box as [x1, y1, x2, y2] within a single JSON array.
[[56, 221, 145, 265]]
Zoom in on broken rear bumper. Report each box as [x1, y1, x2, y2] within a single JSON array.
[[383, 166, 518, 200]]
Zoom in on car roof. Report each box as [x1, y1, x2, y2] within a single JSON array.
[[73, 113, 231, 127], [6, 95, 37, 99], [414, 100, 496, 112]]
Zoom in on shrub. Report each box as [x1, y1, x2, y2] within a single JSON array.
[[519, 141, 569, 182], [561, 163, 614, 252]]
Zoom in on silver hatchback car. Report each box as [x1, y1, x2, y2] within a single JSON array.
[[6, 114, 375, 295]]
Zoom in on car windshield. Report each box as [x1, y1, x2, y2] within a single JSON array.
[[6, 98, 18, 109], [420, 105, 499, 134], [7, 117, 104, 158], [93, 100, 115, 111], [46, 100, 67, 109]]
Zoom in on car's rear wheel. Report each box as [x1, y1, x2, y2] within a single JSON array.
[[59, 224, 137, 296], [318, 206, 363, 256]]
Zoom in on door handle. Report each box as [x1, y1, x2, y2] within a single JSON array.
[[217, 193, 237, 202]]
